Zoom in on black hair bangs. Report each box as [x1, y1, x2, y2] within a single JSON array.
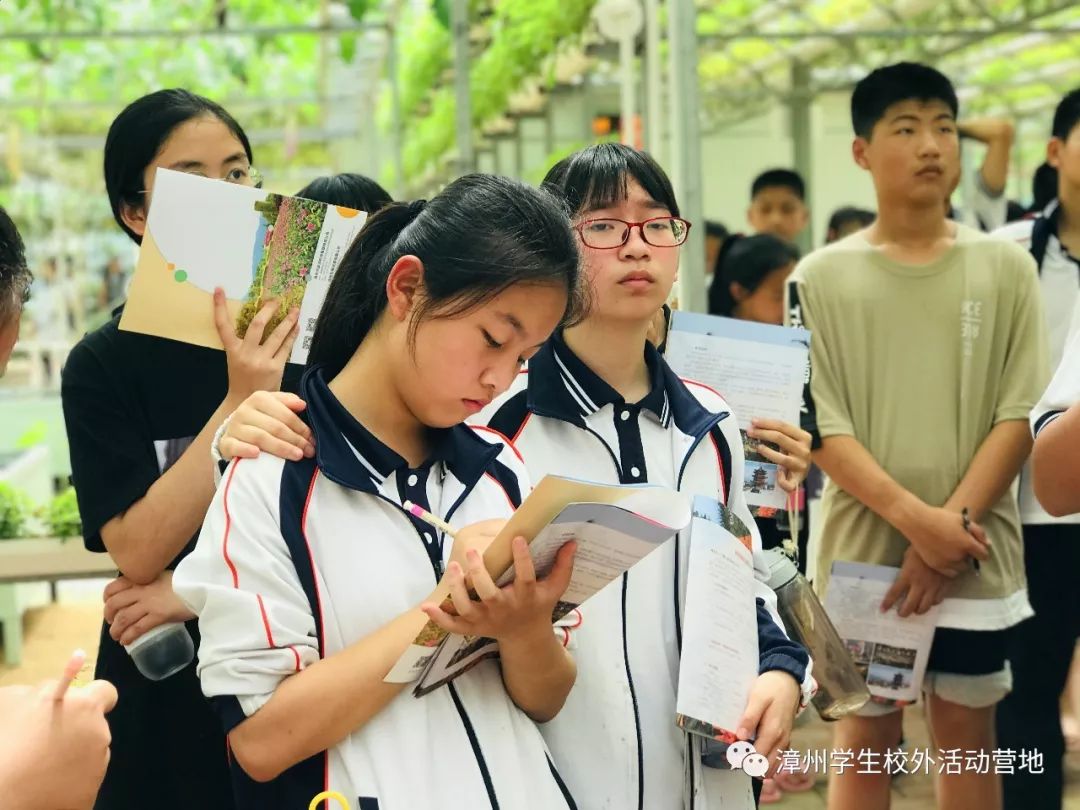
[[543, 143, 680, 218], [851, 62, 958, 140]]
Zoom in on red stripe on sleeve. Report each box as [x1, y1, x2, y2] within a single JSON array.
[[256, 594, 277, 648], [300, 468, 327, 659], [221, 459, 243, 588], [566, 608, 583, 629]]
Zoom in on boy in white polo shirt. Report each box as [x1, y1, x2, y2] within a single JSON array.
[[1031, 298, 1080, 517], [994, 87, 1080, 810], [1030, 306, 1080, 784]]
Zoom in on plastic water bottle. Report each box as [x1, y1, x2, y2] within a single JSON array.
[[124, 622, 195, 681], [763, 548, 870, 720]]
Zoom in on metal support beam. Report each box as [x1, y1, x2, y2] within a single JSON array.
[[514, 129, 525, 179], [698, 24, 1080, 44], [387, 25, 406, 198], [619, 33, 636, 147], [667, 0, 706, 313], [789, 61, 813, 254], [451, 0, 475, 175], [0, 21, 384, 41], [0, 92, 370, 112], [644, 0, 663, 158]]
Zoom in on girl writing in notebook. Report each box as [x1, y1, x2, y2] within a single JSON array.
[[173, 174, 586, 809], [216, 146, 814, 809]]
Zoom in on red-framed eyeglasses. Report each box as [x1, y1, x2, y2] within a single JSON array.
[[575, 216, 692, 249]]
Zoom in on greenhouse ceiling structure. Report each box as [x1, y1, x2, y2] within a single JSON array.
[[2, 0, 1080, 169], [1, 0, 1078, 203]]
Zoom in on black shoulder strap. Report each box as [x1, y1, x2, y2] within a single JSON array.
[[1031, 215, 1053, 272], [1029, 201, 1060, 273]]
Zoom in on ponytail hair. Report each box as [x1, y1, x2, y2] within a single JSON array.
[[707, 234, 799, 317], [296, 173, 393, 214], [308, 174, 585, 377]]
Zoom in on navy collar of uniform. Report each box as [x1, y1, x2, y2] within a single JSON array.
[[657, 355, 732, 438], [301, 365, 500, 493], [527, 331, 670, 426], [527, 330, 730, 438]]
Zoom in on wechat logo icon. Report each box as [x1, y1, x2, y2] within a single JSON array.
[[727, 740, 770, 778]]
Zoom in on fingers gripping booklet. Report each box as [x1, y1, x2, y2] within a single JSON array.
[[823, 562, 939, 708], [385, 475, 692, 696]]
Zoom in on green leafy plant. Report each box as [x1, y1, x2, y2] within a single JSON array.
[[401, 0, 598, 178], [0, 482, 33, 540], [16, 421, 47, 449], [381, 6, 453, 132], [46, 488, 82, 539], [347, 0, 373, 20]]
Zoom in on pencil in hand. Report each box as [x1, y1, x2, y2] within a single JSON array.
[[403, 500, 458, 538], [961, 507, 981, 578]]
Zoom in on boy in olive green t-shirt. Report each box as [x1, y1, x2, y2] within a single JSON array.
[[787, 63, 1047, 810]]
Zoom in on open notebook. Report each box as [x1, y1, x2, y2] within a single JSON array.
[[385, 475, 691, 696], [675, 495, 759, 748]]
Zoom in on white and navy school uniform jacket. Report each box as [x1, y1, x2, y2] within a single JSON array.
[[1032, 296, 1080, 439], [996, 201, 1080, 525], [174, 367, 578, 810], [476, 335, 813, 810]]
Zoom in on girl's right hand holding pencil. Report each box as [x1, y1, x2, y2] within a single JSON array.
[[444, 518, 505, 573]]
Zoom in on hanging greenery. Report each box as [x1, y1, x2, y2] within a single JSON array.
[[395, 9, 453, 122], [401, 0, 598, 178]]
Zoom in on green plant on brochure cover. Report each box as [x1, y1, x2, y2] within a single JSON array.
[[237, 194, 327, 340]]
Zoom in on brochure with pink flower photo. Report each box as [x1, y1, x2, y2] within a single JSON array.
[[119, 168, 368, 364]]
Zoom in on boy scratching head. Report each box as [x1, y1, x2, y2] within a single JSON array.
[[747, 169, 808, 244]]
